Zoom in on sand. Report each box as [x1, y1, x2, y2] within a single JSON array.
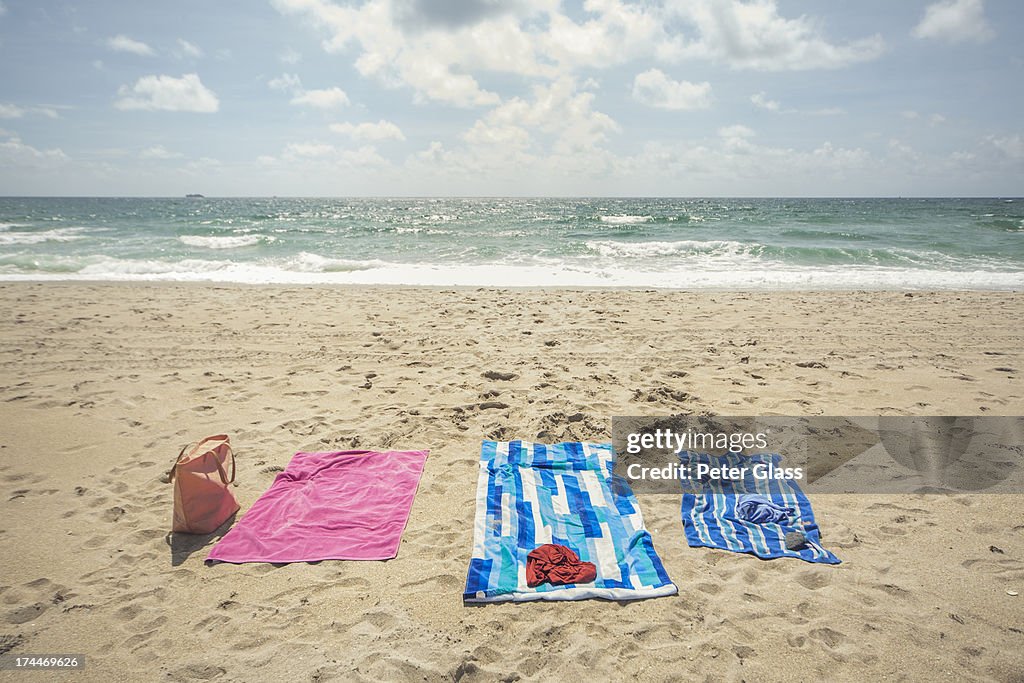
[[0, 283, 1022, 682]]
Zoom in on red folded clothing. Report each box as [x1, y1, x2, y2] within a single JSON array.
[[526, 544, 597, 587]]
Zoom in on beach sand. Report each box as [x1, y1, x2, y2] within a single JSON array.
[[1, 284, 1022, 682]]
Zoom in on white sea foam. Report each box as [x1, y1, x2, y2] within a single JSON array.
[[394, 226, 452, 235], [0, 223, 28, 231], [586, 239, 756, 259], [178, 234, 271, 249], [599, 215, 652, 225], [1, 254, 1021, 290], [286, 252, 384, 273], [0, 227, 90, 245]]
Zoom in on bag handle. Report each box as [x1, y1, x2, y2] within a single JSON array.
[[217, 442, 236, 485], [166, 436, 234, 484], [195, 435, 233, 485], [165, 442, 191, 483]]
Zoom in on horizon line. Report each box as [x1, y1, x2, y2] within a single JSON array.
[[1, 195, 1021, 200]]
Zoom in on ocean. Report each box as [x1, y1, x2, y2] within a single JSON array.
[[0, 197, 1021, 289]]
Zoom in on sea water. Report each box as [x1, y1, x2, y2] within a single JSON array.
[[0, 196, 1021, 289]]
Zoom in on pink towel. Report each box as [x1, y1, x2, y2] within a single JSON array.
[[207, 449, 428, 563]]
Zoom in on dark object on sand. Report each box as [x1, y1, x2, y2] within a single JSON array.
[[785, 531, 808, 550]]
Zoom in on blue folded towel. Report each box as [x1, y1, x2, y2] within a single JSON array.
[[736, 493, 794, 524], [680, 452, 841, 564]]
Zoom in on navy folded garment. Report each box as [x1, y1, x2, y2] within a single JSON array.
[[736, 493, 795, 524]]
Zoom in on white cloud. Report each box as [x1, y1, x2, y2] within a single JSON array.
[[666, 0, 885, 71], [719, 124, 755, 138], [273, 0, 651, 107], [902, 110, 946, 125], [395, 57, 501, 107], [177, 39, 203, 59], [272, 0, 884, 110], [272, 0, 510, 107], [632, 69, 712, 110], [290, 87, 350, 109], [541, 2, 669, 70], [406, 114, 890, 195], [340, 145, 388, 167], [750, 92, 842, 116], [0, 103, 24, 118], [284, 142, 337, 158], [183, 156, 222, 174], [268, 73, 302, 92], [809, 141, 871, 171], [279, 47, 302, 64], [463, 121, 532, 149], [417, 141, 445, 163], [329, 120, 405, 141], [0, 103, 60, 119], [0, 2, 7, 17], [751, 91, 780, 111], [400, 77, 624, 184], [397, 77, 622, 185], [935, 135, 1024, 177], [986, 134, 1023, 161], [472, 78, 619, 155], [269, 75, 350, 111], [140, 145, 183, 159], [949, 150, 976, 164], [621, 130, 875, 195], [913, 0, 994, 44], [276, 141, 388, 168], [0, 136, 69, 167], [106, 34, 156, 56], [718, 124, 756, 153], [114, 73, 219, 113], [888, 138, 919, 163]]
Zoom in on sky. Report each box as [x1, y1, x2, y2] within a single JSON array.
[[0, 0, 1022, 196]]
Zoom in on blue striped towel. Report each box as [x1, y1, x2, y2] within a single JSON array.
[[464, 441, 678, 603], [680, 452, 840, 564]]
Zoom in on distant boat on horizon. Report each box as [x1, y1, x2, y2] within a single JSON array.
[[185, 193, 204, 198]]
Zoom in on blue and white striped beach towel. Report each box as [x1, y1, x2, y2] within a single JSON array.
[[464, 441, 678, 602], [680, 452, 840, 565]]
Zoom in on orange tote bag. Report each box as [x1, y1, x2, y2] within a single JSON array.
[[169, 435, 239, 534]]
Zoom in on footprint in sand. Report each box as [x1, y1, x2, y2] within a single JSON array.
[[5, 602, 48, 624], [168, 664, 227, 682], [0, 634, 25, 655], [102, 506, 127, 522], [795, 570, 832, 591], [482, 370, 517, 381], [809, 626, 848, 650]]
